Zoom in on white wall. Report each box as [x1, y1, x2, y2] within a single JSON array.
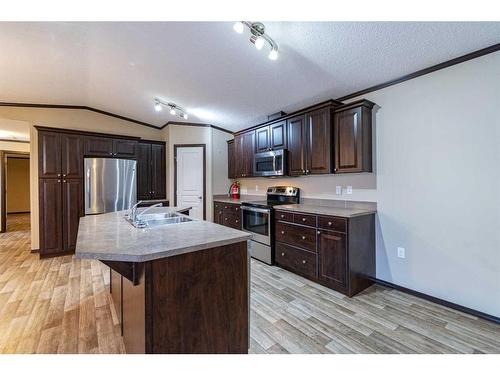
[[239, 52, 500, 317]]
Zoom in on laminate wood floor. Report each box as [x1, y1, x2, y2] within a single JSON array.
[[1, 214, 499, 354]]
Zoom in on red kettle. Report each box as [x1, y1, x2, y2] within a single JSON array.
[[229, 181, 240, 199]]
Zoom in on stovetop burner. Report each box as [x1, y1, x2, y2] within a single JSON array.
[[241, 186, 300, 209]]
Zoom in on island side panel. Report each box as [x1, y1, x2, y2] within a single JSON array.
[[122, 271, 146, 353], [146, 241, 249, 354]]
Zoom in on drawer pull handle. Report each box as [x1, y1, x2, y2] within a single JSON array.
[[281, 252, 285, 256], [281, 214, 284, 218], [301, 236, 306, 240], [317, 231, 321, 234], [224, 206, 228, 209], [224, 218, 228, 221], [235, 220, 239, 223], [328, 221, 332, 226], [281, 231, 285, 234], [302, 218, 306, 222], [302, 260, 306, 264]]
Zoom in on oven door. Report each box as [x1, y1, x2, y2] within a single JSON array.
[[253, 150, 286, 177], [241, 206, 271, 245]]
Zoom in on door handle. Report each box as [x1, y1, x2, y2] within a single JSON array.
[[198, 196, 202, 200]]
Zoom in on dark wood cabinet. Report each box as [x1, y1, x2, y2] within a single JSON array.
[[38, 178, 63, 255], [84, 136, 114, 157], [213, 201, 241, 230], [227, 140, 236, 179], [38, 131, 62, 179], [255, 120, 287, 153], [62, 179, 84, 252], [234, 131, 254, 178], [317, 229, 347, 290], [270, 121, 287, 150], [255, 126, 270, 153], [306, 107, 332, 174], [84, 136, 137, 158], [287, 114, 307, 176], [287, 107, 333, 176], [334, 100, 374, 173], [38, 129, 84, 257], [274, 209, 375, 297], [137, 141, 166, 201]]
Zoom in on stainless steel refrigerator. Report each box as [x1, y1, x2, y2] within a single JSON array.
[[84, 158, 137, 215]]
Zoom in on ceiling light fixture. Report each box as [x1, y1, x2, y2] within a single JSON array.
[[153, 98, 188, 120], [233, 21, 279, 61]]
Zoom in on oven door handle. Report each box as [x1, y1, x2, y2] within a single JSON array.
[[240, 206, 271, 214]]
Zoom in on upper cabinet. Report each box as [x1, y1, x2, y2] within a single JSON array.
[[334, 100, 374, 173], [38, 130, 83, 179], [287, 114, 307, 176], [234, 131, 254, 178], [84, 136, 137, 158], [255, 120, 287, 153], [228, 98, 375, 178], [287, 106, 333, 176], [137, 141, 166, 200]]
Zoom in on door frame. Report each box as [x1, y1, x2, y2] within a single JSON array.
[[0, 151, 30, 233], [173, 144, 206, 220]]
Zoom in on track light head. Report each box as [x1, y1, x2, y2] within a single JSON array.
[[169, 107, 176, 115], [182, 113, 188, 120], [154, 99, 162, 112], [233, 22, 244, 34], [268, 48, 278, 61]]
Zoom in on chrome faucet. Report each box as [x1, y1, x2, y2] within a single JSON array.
[[129, 201, 143, 224], [134, 203, 163, 224]]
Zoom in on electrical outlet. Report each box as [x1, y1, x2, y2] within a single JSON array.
[[336, 186, 342, 195], [241, 187, 248, 194], [397, 247, 406, 259], [255, 185, 259, 192], [346, 186, 353, 194]]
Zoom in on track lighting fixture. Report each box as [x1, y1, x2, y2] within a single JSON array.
[[153, 98, 188, 120], [233, 21, 279, 61]]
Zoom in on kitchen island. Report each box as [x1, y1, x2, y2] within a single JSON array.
[[75, 207, 252, 354]]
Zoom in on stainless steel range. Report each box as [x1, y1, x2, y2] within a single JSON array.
[[241, 186, 300, 265]]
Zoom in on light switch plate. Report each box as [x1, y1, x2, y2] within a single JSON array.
[[346, 186, 353, 194], [336, 186, 342, 195], [397, 247, 406, 258]]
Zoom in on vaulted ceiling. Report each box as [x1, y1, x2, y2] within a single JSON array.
[[1, 22, 499, 131]]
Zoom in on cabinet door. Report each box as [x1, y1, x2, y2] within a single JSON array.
[[213, 203, 223, 224], [38, 131, 61, 178], [61, 133, 83, 179], [62, 179, 83, 252], [334, 106, 372, 173], [113, 139, 138, 159], [227, 140, 236, 179], [84, 136, 114, 157], [234, 134, 244, 178], [270, 121, 287, 150], [255, 126, 270, 153], [307, 107, 332, 174], [39, 178, 63, 255], [287, 115, 307, 176], [151, 143, 166, 199], [137, 143, 152, 200], [317, 230, 347, 290], [242, 131, 255, 177]]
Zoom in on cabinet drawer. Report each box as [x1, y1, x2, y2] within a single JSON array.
[[318, 216, 347, 233], [276, 242, 317, 279], [293, 213, 317, 227], [275, 222, 317, 252], [222, 203, 240, 213], [223, 215, 241, 229], [275, 210, 293, 223]]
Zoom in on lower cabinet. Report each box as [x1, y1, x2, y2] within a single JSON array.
[[39, 178, 83, 257], [274, 210, 375, 297], [213, 201, 241, 229]]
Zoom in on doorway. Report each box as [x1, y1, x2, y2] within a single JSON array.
[[174, 145, 206, 220], [0, 151, 30, 233]]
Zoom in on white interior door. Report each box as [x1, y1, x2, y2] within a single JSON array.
[[176, 146, 204, 220]]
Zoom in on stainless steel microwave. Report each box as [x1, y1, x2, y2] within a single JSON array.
[[253, 149, 287, 177]]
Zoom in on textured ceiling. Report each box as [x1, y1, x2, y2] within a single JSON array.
[[0, 22, 499, 131]]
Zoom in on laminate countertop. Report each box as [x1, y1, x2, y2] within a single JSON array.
[[75, 207, 252, 262], [213, 195, 262, 204], [275, 204, 376, 218]]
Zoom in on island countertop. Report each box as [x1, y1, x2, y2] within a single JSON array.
[[75, 207, 252, 262]]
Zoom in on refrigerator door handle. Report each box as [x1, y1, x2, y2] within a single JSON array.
[[86, 168, 91, 209]]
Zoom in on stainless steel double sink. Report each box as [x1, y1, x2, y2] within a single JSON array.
[[126, 212, 193, 228]]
